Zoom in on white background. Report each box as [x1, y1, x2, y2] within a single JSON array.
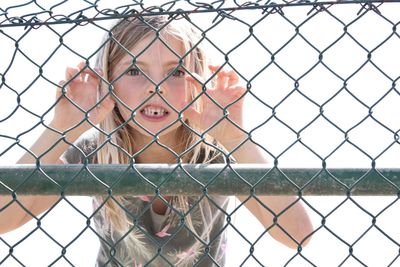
[[1, 0, 400, 266]]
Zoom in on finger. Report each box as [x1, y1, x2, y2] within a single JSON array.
[[84, 66, 103, 80], [206, 84, 246, 108], [216, 70, 229, 90], [57, 80, 66, 97], [77, 61, 87, 71], [81, 68, 100, 85], [58, 80, 66, 87], [78, 62, 92, 82], [209, 66, 239, 88], [66, 67, 80, 83], [231, 85, 246, 96], [209, 66, 229, 90], [225, 70, 239, 88], [208, 65, 220, 72], [56, 80, 73, 100]]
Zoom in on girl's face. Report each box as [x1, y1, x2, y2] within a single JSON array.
[[112, 33, 190, 137]]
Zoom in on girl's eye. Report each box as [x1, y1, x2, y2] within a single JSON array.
[[170, 68, 185, 77], [127, 68, 140, 76]]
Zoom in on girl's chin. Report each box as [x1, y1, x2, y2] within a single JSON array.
[[128, 123, 181, 139]]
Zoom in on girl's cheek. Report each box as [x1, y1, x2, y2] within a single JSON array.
[[166, 77, 185, 89], [114, 90, 139, 111], [115, 80, 144, 104], [168, 85, 187, 110], [115, 103, 131, 123], [136, 76, 150, 88]]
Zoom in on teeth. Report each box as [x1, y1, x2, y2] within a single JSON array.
[[143, 107, 167, 117]]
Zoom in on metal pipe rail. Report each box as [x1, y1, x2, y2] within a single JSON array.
[[0, 165, 399, 196]]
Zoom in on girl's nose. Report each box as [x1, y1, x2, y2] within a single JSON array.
[[147, 83, 165, 95], [145, 73, 167, 95]]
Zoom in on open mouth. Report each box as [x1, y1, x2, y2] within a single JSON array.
[[140, 105, 170, 119]]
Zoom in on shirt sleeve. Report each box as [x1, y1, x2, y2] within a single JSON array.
[[61, 136, 98, 164]]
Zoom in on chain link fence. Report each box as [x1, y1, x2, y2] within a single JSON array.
[[1, 0, 400, 266]]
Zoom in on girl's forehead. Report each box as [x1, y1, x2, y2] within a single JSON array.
[[129, 33, 185, 59]]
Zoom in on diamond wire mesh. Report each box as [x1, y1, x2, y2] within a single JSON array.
[[1, 0, 400, 266]]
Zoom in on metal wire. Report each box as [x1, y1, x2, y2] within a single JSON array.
[[1, 0, 400, 266]]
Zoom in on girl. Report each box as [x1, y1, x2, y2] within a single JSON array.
[[4, 15, 313, 266]]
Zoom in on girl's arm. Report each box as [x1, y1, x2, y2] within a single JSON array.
[[185, 66, 313, 248], [0, 126, 73, 234], [0, 63, 114, 235], [223, 137, 313, 249]]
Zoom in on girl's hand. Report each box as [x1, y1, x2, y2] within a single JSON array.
[[184, 65, 247, 145], [51, 62, 115, 134]]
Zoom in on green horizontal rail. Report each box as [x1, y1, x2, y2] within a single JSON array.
[[0, 164, 399, 196]]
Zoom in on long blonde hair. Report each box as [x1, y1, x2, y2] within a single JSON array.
[[93, 15, 225, 261]]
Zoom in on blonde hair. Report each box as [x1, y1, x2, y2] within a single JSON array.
[[93, 15, 226, 262]]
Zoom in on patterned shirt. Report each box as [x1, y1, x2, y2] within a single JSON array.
[[63, 137, 229, 267]]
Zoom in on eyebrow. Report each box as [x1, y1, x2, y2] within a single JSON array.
[[120, 60, 183, 68]]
